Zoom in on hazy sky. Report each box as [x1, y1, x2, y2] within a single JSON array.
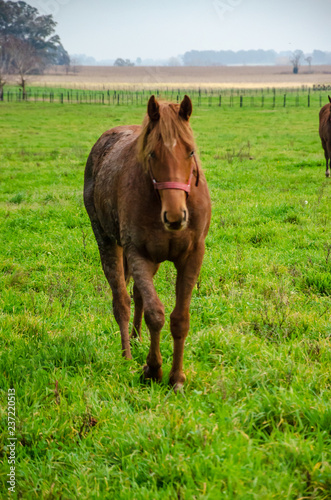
[[27, 0, 330, 61]]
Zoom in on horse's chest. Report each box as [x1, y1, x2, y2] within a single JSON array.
[[144, 232, 192, 263], [145, 238, 169, 262]]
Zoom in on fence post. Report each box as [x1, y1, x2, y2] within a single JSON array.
[[308, 94, 310, 107], [219, 95, 221, 107], [283, 94, 286, 107], [240, 95, 243, 107]]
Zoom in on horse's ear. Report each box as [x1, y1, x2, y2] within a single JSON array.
[[147, 95, 160, 122], [329, 95, 331, 103], [179, 95, 192, 121]]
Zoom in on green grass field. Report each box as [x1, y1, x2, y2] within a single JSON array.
[[0, 99, 331, 499]]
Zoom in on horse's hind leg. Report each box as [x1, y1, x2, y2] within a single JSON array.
[[131, 283, 143, 340], [123, 258, 143, 341], [130, 264, 160, 340], [322, 140, 330, 177], [98, 239, 132, 359]]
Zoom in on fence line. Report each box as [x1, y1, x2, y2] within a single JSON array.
[[1, 87, 330, 109]]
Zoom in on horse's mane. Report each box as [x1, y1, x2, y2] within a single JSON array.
[[137, 101, 196, 170]]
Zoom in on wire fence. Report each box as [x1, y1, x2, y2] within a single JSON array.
[[1, 85, 331, 109]]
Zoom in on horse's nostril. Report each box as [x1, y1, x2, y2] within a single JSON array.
[[183, 210, 187, 222], [163, 212, 169, 224]]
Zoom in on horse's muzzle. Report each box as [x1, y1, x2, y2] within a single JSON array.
[[163, 210, 187, 231]]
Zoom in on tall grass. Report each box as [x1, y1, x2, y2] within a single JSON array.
[[0, 101, 330, 499]]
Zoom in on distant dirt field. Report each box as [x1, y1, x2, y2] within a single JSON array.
[[15, 64, 331, 90]]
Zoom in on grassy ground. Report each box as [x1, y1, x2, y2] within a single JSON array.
[[0, 100, 330, 499]]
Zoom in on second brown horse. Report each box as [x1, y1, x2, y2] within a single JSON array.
[[319, 95, 331, 177], [84, 95, 211, 391]]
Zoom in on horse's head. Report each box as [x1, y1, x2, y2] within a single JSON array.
[[139, 95, 198, 232]]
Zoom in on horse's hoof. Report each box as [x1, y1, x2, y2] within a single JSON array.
[[169, 372, 186, 392], [122, 350, 132, 360], [326, 172, 330, 178], [142, 364, 163, 382], [173, 382, 184, 394]]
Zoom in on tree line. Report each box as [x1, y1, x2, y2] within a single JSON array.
[[182, 49, 331, 68], [0, 0, 69, 96]]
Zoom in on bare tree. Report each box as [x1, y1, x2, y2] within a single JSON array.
[[7, 37, 40, 97], [290, 50, 303, 74], [65, 58, 70, 75], [305, 55, 313, 73], [64, 56, 80, 75], [168, 57, 182, 66], [71, 57, 80, 74], [0, 42, 6, 101]]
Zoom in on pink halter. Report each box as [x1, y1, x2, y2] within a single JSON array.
[[149, 154, 200, 195]]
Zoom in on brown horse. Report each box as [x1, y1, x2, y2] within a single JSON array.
[[84, 95, 211, 391], [319, 95, 331, 177]]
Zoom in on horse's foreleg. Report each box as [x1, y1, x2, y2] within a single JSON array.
[[98, 242, 132, 359], [170, 243, 205, 392], [127, 254, 164, 380]]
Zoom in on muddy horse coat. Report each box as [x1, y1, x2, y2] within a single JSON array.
[[84, 95, 211, 391]]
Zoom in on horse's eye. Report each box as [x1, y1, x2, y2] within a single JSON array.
[[149, 151, 156, 159], [189, 151, 194, 157]]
